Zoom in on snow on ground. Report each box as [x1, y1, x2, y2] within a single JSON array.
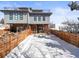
[[0, 25, 5, 30], [5, 34, 79, 58]]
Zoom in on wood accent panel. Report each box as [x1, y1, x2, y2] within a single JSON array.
[[0, 29, 32, 58]]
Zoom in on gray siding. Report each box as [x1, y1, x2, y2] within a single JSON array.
[[4, 12, 50, 24], [28, 15, 50, 24], [4, 12, 28, 24]]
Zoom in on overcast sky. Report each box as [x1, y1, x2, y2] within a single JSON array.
[[0, 1, 79, 29]]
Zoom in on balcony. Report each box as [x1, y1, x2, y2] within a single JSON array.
[[1, 7, 52, 14], [4, 7, 18, 10]]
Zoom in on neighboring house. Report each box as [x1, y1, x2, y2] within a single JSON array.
[[49, 23, 55, 28], [0, 7, 52, 33], [0, 18, 4, 24]]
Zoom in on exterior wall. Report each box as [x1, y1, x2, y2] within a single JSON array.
[[28, 15, 50, 24], [10, 24, 28, 32], [4, 12, 9, 24], [30, 24, 49, 33], [4, 12, 28, 24], [4, 12, 50, 24]]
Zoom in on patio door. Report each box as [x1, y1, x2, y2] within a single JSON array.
[[37, 24, 43, 33]]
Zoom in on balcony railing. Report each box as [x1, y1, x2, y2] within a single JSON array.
[[4, 7, 17, 10], [3, 7, 51, 13], [42, 10, 51, 12]]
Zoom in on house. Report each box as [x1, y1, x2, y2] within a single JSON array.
[[0, 7, 52, 33]]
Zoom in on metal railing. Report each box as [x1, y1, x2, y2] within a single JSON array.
[[4, 7, 17, 10], [42, 10, 51, 12], [3, 7, 51, 13]]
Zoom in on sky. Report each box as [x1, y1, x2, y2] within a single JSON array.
[[0, 1, 79, 29]]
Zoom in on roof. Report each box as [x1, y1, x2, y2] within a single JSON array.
[[0, 10, 29, 12], [0, 7, 52, 15]]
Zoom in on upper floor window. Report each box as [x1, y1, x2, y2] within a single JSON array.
[[38, 16, 41, 21], [43, 16, 45, 21], [34, 16, 37, 21], [19, 13, 23, 20], [15, 13, 18, 20], [9, 13, 13, 20]]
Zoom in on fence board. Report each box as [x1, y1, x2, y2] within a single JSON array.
[[50, 29, 79, 47], [0, 29, 32, 58]]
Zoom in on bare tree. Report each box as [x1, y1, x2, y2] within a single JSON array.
[[68, 1, 79, 21], [66, 1, 79, 33], [59, 20, 79, 33]]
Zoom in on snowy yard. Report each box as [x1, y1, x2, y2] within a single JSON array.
[[5, 34, 79, 58]]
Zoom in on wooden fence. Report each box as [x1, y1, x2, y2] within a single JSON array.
[[0, 29, 32, 58], [50, 29, 79, 47]]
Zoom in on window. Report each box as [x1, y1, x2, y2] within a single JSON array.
[[43, 16, 45, 21], [15, 13, 18, 20], [9, 13, 13, 20], [19, 13, 23, 20], [34, 16, 37, 21], [38, 16, 41, 21]]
